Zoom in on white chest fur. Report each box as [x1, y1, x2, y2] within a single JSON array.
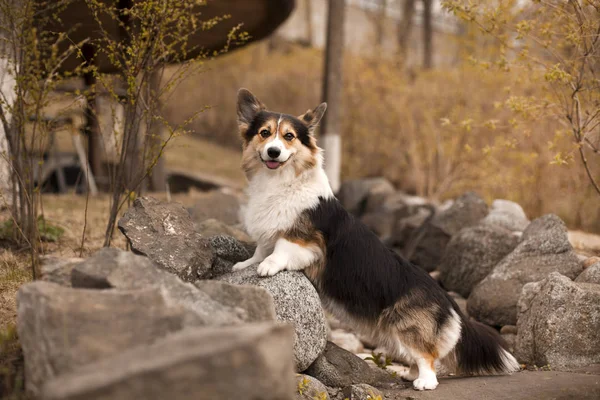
[[242, 165, 333, 246]]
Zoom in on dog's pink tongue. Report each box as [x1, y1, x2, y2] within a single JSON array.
[[266, 161, 280, 169]]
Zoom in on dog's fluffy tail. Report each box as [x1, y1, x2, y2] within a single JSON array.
[[451, 313, 520, 376]]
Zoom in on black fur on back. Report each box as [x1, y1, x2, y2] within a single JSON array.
[[307, 196, 516, 375], [306, 197, 453, 323]]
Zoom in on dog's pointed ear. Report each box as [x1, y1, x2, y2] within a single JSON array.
[[299, 102, 327, 134], [237, 88, 266, 131]]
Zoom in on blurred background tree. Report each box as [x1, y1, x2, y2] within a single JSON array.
[[0, 0, 597, 257], [0, 0, 85, 274], [176, 0, 599, 232]]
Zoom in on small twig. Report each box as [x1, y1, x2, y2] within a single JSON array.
[[578, 144, 600, 196]]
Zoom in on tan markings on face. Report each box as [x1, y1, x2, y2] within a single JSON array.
[[255, 119, 277, 141], [277, 120, 298, 149]]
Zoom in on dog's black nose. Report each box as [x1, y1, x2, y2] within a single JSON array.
[[267, 147, 281, 159]]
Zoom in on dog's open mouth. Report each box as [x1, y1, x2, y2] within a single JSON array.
[[260, 155, 291, 170], [265, 160, 281, 169]]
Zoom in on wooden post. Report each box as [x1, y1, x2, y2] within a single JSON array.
[[321, 0, 345, 193]]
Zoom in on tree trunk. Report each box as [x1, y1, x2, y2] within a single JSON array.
[[147, 69, 167, 192], [82, 44, 105, 188], [304, 0, 313, 47], [0, 56, 15, 206], [397, 0, 416, 60], [422, 0, 433, 69], [321, 0, 345, 193], [375, 0, 387, 48]]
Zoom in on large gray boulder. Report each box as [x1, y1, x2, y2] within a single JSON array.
[[385, 205, 433, 250], [408, 192, 489, 271], [217, 265, 327, 371], [194, 280, 276, 322], [17, 282, 201, 396], [575, 262, 600, 284], [362, 193, 432, 241], [337, 178, 395, 216], [305, 342, 397, 388], [365, 190, 429, 215], [515, 272, 600, 369], [118, 197, 214, 281], [439, 224, 519, 297], [208, 234, 254, 276], [360, 211, 395, 239], [468, 215, 583, 326], [71, 248, 273, 325], [188, 190, 242, 226], [42, 323, 295, 400], [40, 256, 83, 286], [481, 199, 529, 232]]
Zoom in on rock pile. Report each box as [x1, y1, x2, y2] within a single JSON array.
[[16, 180, 600, 399], [22, 246, 292, 399], [22, 192, 403, 400]]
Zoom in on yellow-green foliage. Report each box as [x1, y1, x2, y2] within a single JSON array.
[[364, 351, 393, 370], [167, 9, 599, 233], [297, 375, 310, 395], [312, 392, 328, 400], [0, 216, 64, 243]]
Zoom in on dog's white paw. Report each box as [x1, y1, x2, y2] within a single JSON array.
[[412, 376, 438, 391], [257, 257, 285, 277], [232, 260, 252, 271]]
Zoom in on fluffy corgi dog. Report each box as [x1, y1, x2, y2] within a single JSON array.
[[233, 89, 520, 391]]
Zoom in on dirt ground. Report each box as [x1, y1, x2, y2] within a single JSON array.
[[382, 367, 600, 400]]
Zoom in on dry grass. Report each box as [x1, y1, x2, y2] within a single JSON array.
[[0, 253, 31, 332], [164, 134, 245, 186], [0, 253, 30, 398]]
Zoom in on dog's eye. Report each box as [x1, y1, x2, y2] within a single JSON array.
[[260, 129, 270, 138], [284, 133, 294, 141]]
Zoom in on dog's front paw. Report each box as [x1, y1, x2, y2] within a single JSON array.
[[412, 376, 438, 391], [257, 256, 286, 277], [232, 259, 253, 271]]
